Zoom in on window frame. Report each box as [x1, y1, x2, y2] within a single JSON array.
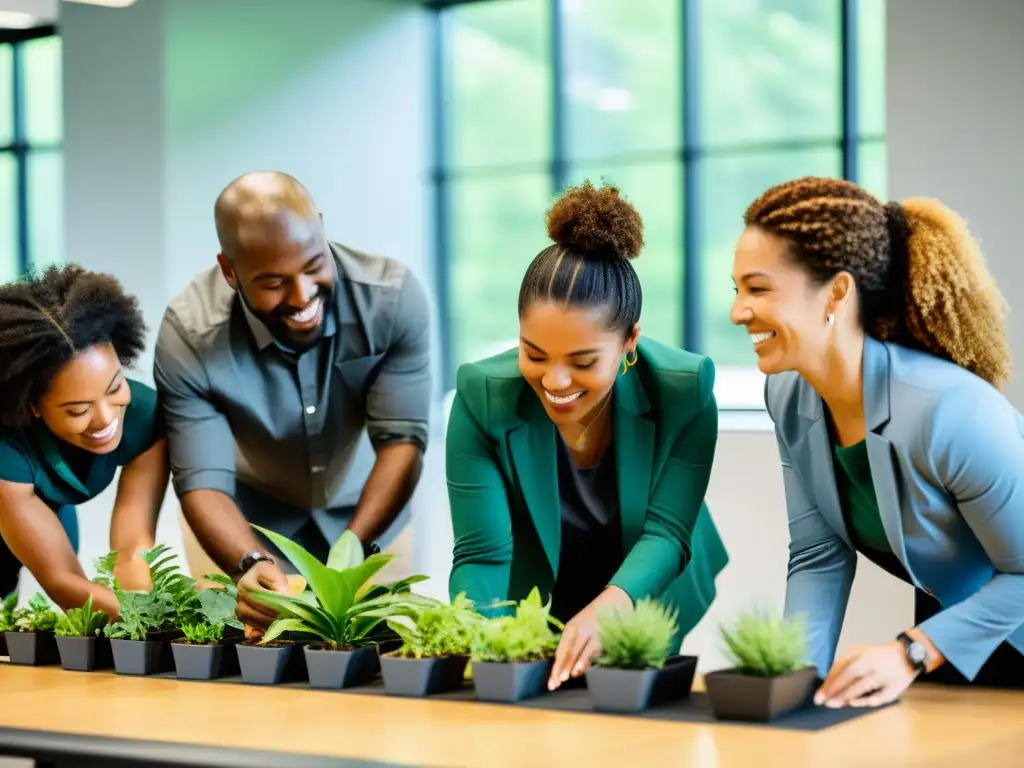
[[428, 0, 882, 413], [0, 24, 60, 278]]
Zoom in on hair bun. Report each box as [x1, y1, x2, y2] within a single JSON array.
[[546, 180, 644, 261]]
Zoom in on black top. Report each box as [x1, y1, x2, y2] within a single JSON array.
[[550, 436, 623, 624]]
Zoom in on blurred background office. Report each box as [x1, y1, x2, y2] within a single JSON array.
[[0, 0, 1020, 671]]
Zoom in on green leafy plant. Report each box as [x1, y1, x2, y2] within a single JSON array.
[[55, 595, 108, 638], [0, 588, 16, 632], [102, 545, 200, 641], [12, 593, 58, 633], [248, 525, 434, 650], [719, 608, 810, 677], [176, 574, 242, 644], [471, 587, 562, 663], [388, 592, 482, 659], [593, 598, 679, 670]]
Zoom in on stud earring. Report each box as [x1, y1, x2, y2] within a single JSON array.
[[826, 313, 835, 327]]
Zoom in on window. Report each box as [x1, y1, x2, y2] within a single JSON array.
[[0, 27, 62, 283], [431, 0, 886, 408]]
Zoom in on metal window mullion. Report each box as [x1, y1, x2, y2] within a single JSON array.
[[549, 0, 568, 195], [840, 0, 860, 181], [12, 40, 28, 275], [681, 0, 702, 353]]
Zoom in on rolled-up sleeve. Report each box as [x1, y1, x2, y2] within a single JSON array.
[[152, 311, 237, 498], [365, 270, 432, 452]]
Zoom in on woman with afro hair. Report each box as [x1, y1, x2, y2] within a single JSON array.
[[0, 264, 168, 616], [732, 176, 1024, 706], [446, 181, 729, 692]]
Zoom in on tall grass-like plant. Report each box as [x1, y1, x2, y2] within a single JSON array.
[[472, 588, 562, 663], [388, 593, 481, 659], [248, 526, 433, 649], [12, 593, 58, 633], [594, 598, 678, 670], [55, 595, 108, 638], [719, 608, 809, 677]]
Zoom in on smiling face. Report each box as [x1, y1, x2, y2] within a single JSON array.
[[730, 226, 845, 375], [33, 342, 130, 454], [518, 301, 639, 428]]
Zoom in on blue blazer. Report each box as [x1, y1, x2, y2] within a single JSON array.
[[766, 336, 1024, 680]]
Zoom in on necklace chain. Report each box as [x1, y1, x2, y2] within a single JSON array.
[[574, 394, 612, 450]]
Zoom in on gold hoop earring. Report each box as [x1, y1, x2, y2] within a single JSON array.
[[621, 349, 638, 375]]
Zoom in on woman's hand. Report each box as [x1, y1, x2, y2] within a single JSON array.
[[112, 549, 153, 592], [548, 585, 632, 691]]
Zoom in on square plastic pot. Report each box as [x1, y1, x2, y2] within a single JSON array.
[[472, 658, 553, 703], [304, 644, 381, 689], [237, 642, 306, 685], [4, 631, 60, 666], [110, 638, 175, 676], [56, 635, 113, 671], [171, 641, 240, 681], [585, 654, 698, 713], [380, 654, 469, 697], [704, 666, 818, 722]]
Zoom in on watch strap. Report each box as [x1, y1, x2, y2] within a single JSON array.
[[896, 631, 928, 674], [236, 550, 274, 577]]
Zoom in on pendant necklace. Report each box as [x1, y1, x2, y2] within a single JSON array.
[[574, 393, 612, 451]]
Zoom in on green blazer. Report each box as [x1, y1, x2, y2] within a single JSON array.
[[446, 336, 729, 649]]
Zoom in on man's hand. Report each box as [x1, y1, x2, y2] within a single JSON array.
[[814, 642, 919, 708], [548, 585, 632, 691], [235, 561, 289, 641]]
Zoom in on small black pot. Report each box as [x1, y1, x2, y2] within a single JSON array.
[[472, 658, 553, 702], [0, 632, 7, 656], [704, 666, 818, 722], [4, 631, 60, 666], [56, 635, 113, 671], [585, 654, 698, 713], [304, 644, 381, 689], [171, 641, 239, 681], [237, 642, 306, 685], [110, 637, 176, 676], [380, 654, 469, 697]]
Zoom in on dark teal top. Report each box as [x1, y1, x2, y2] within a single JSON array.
[[832, 439, 891, 554], [0, 379, 163, 512]]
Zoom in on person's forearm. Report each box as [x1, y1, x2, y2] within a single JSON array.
[[346, 442, 423, 543], [42, 573, 120, 618], [180, 489, 264, 575]]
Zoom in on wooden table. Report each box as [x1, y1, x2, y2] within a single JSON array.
[[2, 665, 1023, 767]]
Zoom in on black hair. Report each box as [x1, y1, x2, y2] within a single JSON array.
[[0, 264, 147, 428], [518, 180, 644, 335]]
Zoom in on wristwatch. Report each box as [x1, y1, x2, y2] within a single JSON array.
[[897, 632, 928, 675], [363, 540, 381, 558], [236, 550, 275, 577]]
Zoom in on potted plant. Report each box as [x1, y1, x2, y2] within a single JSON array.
[[171, 574, 244, 680], [704, 608, 816, 722], [584, 598, 697, 713], [54, 595, 111, 671], [0, 588, 16, 656], [246, 525, 431, 688], [101, 545, 195, 675], [4, 593, 60, 666], [470, 587, 562, 702], [380, 593, 480, 697]]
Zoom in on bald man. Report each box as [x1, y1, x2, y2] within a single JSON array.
[[153, 172, 431, 635]]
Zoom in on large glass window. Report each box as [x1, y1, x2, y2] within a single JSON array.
[[0, 29, 62, 282], [432, 0, 886, 403]]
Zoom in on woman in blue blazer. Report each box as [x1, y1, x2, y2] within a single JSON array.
[[730, 176, 1023, 708]]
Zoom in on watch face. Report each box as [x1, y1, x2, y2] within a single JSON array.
[[908, 642, 927, 665]]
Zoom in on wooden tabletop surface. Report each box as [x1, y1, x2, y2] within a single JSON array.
[[2, 665, 1023, 767]]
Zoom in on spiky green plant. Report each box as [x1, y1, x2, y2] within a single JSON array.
[[593, 598, 678, 670], [0, 588, 17, 632], [12, 593, 58, 633], [387, 592, 482, 659], [55, 595, 108, 638], [248, 526, 434, 649], [471, 587, 562, 663], [719, 608, 810, 677]]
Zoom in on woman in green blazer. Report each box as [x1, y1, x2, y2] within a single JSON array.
[[447, 181, 729, 691]]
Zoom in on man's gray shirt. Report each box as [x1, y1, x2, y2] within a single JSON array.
[[153, 242, 432, 541]]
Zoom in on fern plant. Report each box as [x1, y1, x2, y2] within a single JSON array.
[[471, 588, 562, 663], [55, 595, 108, 638], [388, 592, 482, 659], [594, 598, 678, 670], [248, 525, 433, 650], [719, 608, 809, 677], [0, 588, 16, 632], [102, 545, 201, 641], [12, 593, 58, 633]]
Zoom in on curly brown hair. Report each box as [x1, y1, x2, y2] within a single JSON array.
[[744, 176, 1010, 387], [0, 264, 147, 428], [518, 180, 645, 334]]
